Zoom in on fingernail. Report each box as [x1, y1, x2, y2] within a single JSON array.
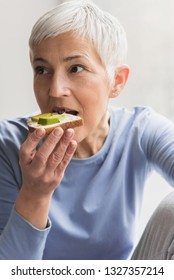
[[65, 129, 73, 138], [70, 140, 77, 150], [53, 128, 62, 136], [36, 128, 44, 137]]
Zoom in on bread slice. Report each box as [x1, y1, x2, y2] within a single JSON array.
[[27, 113, 83, 134]]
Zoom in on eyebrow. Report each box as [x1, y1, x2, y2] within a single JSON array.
[[33, 55, 87, 63], [63, 55, 84, 62], [33, 55, 89, 64], [33, 57, 48, 63]]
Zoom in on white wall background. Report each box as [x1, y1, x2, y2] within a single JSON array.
[[0, 0, 58, 119], [0, 0, 174, 239]]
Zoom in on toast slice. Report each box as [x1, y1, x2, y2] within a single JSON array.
[[27, 112, 83, 134]]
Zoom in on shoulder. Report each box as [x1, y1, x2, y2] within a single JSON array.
[[109, 105, 171, 130], [109, 105, 154, 121], [108, 105, 174, 148]]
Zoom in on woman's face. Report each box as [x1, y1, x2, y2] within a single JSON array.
[[30, 32, 114, 143]]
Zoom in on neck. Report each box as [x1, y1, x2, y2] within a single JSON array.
[[74, 111, 110, 159]]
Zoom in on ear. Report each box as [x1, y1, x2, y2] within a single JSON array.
[[109, 65, 130, 98]]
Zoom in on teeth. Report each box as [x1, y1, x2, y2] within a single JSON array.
[[52, 107, 78, 116], [68, 110, 78, 116], [57, 109, 65, 114]]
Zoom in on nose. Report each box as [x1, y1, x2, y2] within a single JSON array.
[[49, 73, 71, 98]]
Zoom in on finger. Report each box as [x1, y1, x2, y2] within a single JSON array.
[[31, 127, 64, 169], [57, 140, 77, 173], [19, 128, 45, 165], [46, 129, 75, 171]]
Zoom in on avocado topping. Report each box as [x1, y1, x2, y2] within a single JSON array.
[[31, 113, 66, 126], [31, 113, 52, 122]]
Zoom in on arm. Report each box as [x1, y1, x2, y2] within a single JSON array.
[[142, 110, 174, 186], [0, 125, 76, 259]]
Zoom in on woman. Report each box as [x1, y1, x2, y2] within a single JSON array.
[[0, 0, 174, 260]]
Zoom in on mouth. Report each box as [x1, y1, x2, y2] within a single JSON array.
[[52, 107, 79, 116]]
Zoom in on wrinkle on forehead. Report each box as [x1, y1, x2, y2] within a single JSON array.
[[30, 32, 103, 66]]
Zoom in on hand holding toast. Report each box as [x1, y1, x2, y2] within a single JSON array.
[[15, 127, 77, 229]]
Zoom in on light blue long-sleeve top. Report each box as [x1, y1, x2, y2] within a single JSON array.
[[0, 106, 174, 260]]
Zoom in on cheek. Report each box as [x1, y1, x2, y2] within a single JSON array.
[[77, 78, 106, 105], [79, 83, 110, 130], [80, 90, 109, 126], [33, 82, 48, 111], [81, 84, 109, 112]]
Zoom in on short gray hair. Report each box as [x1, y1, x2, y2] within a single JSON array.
[[29, 0, 127, 83]]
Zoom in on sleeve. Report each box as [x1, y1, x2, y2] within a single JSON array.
[[0, 207, 51, 260], [0, 123, 51, 259], [141, 109, 174, 187]]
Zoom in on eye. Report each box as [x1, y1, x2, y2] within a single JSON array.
[[70, 65, 84, 73], [34, 66, 48, 75]]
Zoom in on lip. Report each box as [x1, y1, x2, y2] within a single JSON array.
[[52, 106, 79, 116]]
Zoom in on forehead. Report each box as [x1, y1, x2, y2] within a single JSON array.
[[30, 32, 100, 62]]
